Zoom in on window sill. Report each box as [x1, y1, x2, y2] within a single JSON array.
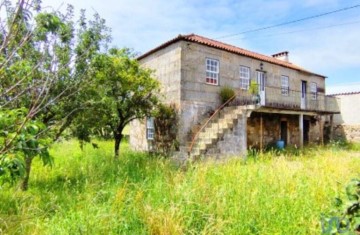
[[206, 82, 219, 86]]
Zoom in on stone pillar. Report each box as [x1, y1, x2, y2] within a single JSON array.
[[241, 111, 248, 158], [299, 114, 304, 148], [329, 114, 334, 141], [319, 116, 324, 145]]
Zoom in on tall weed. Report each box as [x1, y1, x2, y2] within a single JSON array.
[[0, 140, 359, 234]]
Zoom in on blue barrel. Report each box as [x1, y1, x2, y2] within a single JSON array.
[[276, 140, 285, 149]]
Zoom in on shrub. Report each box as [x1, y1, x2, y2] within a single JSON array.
[[321, 178, 360, 234], [153, 104, 179, 155], [249, 80, 259, 95], [219, 86, 235, 104]]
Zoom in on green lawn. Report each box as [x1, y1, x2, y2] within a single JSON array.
[[0, 140, 359, 234]]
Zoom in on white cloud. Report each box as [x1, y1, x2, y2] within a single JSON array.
[[18, 0, 360, 92], [290, 22, 360, 71], [301, 0, 339, 7]]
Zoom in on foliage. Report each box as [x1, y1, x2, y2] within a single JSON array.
[[321, 178, 360, 234], [249, 80, 259, 95], [71, 48, 160, 157], [328, 139, 350, 150], [0, 141, 359, 234], [153, 103, 179, 155], [0, 108, 51, 189], [219, 86, 235, 104], [0, 0, 110, 189]]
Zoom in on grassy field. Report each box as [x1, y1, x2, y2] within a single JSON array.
[[0, 140, 359, 234]]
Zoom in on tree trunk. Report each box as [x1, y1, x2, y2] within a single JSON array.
[[114, 132, 123, 159], [53, 116, 75, 141], [21, 156, 33, 191]]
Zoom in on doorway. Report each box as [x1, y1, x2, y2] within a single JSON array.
[[280, 121, 288, 146], [303, 119, 310, 144], [257, 71, 265, 106]]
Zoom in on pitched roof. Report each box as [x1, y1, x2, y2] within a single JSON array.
[[138, 34, 326, 78]]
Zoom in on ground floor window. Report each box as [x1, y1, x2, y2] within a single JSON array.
[[146, 117, 155, 140]]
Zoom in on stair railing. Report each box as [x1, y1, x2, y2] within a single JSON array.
[[187, 88, 250, 155]]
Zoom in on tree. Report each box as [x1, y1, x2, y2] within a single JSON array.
[[0, 0, 110, 189], [74, 48, 160, 158]]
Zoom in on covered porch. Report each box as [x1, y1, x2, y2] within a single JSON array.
[[246, 107, 336, 150]]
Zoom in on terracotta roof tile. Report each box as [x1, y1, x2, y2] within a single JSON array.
[[138, 33, 326, 78], [327, 91, 360, 96]]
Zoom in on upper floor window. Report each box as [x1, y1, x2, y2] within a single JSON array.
[[240, 66, 250, 89], [146, 117, 155, 140], [310, 82, 317, 100], [206, 58, 219, 85], [281, 75, 289, 96]]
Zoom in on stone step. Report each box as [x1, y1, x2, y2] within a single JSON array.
[[188, 106, 246, 158], [201, 106, 243, 128]]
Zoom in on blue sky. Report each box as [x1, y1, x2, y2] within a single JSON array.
[[40, 0, 360, 94]]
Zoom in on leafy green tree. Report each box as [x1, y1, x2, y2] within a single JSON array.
[[73, 48, 160, 158], [0, 0, 110, 189]]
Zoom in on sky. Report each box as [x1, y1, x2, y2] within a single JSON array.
[[37, 0, 360, 94]]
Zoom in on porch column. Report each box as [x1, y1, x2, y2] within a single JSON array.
[[299, 114, 304, 148], [329, 114, 334, 141], [319, 116, 324, 145]]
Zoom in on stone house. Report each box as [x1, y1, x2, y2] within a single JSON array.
[[130, 34, 340, 158]]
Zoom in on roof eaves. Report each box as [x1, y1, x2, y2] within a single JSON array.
[[138, 34, 326, 78], [137, 34, 189, 60]]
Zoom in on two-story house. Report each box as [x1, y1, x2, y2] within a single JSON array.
[[130, 34, 340, 159]]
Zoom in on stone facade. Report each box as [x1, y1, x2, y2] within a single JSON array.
[[130, 34, 335, 157], [179, 41, 326, 145], [130, 42, 182, 150], [333, 125, 360, 142], [130, 119, 150, 151]]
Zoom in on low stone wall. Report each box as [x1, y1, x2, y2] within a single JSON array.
[[333, 124, 360, 142]]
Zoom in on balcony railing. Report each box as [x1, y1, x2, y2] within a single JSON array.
[[325, 95, 341, 113], [228, 86, 340, 113]]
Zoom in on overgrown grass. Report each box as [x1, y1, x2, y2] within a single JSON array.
[[0, 140, 359, 234]]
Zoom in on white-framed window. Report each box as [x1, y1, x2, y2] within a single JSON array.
[[240, 66, 250, 89], [206, 58, 219, 85], [281, 75, 289, 96], [146, 117, 155, 140], [310, 82, 317, 100]]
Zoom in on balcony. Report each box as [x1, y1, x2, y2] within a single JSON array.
[[229, 86, 340, 114]]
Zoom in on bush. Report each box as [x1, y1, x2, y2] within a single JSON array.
[[153, 104, 179, 155], [321, 178, 360, 234], [219, 86, 235, 104]]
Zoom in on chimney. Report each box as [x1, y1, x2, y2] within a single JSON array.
[[272, 51, 289, 62]]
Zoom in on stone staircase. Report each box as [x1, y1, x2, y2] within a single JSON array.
[[188, 106, 245, 158]]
